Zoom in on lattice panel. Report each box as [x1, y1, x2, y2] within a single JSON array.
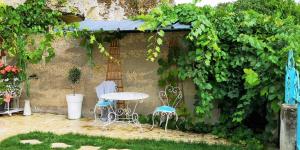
[[106, 40, 125, 108]]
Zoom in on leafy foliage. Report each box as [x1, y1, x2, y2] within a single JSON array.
[[229, 0, 300, 23], [0, 0, 64, 97], [0, 0, 110, 97], [137, 0, 300, 146], [68, 67, 81, 95], [157, 46, 183, 87], [243, 68, 260, 87], [68, 67, 81, 84]]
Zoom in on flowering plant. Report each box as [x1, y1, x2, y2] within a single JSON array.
[[0, 61, 22, 105], [0, 62, 20, 81]]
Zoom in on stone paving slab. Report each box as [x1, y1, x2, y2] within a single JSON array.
[[51, 142, 72, 149], [20, 139, 42, 145], [108, 149, 130, 150], [0, 113, 228, 145], [78, 146, 101, 150]]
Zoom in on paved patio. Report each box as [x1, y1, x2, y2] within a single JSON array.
[[0, 113, 227, 145]]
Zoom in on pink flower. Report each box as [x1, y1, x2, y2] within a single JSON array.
[[4, 93, 12, 103], [0, 69, 6, 75], [12, 67, 17, 73], [4, 65, 12, 72], [0, 61, 3, 68]]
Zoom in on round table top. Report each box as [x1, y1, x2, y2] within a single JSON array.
[[99, 92, 149, 101]]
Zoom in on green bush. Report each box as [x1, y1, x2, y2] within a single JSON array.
[[137, 0, 300, 148], [230, 0, 300, 23]]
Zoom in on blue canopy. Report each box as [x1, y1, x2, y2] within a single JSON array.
[[78, 19, 191, 32]]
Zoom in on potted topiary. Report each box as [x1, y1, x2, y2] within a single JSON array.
[[66, 67, 83, 119]]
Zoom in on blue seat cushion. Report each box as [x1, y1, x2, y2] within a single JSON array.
[[97, 100, 114, 107], [154, 105, 176, 113]]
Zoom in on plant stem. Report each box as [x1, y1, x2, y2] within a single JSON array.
[[73, 85, 75, 96]]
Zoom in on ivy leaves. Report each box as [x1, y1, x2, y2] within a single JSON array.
[[175, 4, 202, 23], [136, 2, 177, 31], [146, 30, 164, 61], [0, 0, 65, 97], [243, 68, 260, 87], [137, 1, 300, 134]]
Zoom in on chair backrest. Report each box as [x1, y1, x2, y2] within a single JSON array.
[[159, 85, 183, 108], [95, 81, 117, 100]]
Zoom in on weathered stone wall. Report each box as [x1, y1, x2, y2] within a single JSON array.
[[47, 0, 167, 20], [2, 1, 220, 122], [280, 104, 297, 150], [19, 32, 199, 118], [3, 0, 170, 20], [2, 0, 26, 8]]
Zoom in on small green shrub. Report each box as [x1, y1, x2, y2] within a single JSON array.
[[68, 67, 81, 95]]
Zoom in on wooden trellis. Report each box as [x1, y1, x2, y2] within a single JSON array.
[[106, 40, 125, 108]]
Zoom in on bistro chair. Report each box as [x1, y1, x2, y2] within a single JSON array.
[[94, 81, 117, 122], [151, 85, 183, 131]]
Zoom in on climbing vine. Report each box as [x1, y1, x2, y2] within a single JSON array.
[[136, 0, 300, 144], [0, 0, 64, 97], [0, 0, 110, 97]]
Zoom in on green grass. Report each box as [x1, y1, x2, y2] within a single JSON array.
[[0, 131, 243, 150]]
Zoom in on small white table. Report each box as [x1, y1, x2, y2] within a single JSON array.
[[99, 92, 149, 130]]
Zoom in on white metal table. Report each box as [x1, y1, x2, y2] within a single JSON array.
[[99, 92, 149, 130]]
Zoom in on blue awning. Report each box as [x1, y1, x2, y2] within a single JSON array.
[[78, 19, 191, 32]]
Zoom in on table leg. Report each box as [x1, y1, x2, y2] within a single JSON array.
[[102, 100, 144, 132], [129, 100, 143, 131]]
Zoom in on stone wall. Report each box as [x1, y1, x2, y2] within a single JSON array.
[[3, 0, 169, 20], [2, 0, 220, 122], [20, 32, 198, 118], [280, 104, 297, 150]]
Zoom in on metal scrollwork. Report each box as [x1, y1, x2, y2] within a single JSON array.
[[153, 85, 183, 131]]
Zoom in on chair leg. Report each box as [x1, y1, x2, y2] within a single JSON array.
[[159, 114, 164, 126], [93, 105, 98, 122], [175, 112, 179, 129], [151, 112, 156, 130], [165, 113, 170, 132]]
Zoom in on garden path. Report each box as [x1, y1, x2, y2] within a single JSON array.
[[0, 113, 227, 144]]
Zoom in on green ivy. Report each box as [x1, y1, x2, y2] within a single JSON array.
[[136, 0, 300, 146], [0, 0, 111, 97], [0, 0, 65, 97]]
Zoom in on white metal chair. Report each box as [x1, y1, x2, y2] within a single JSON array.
[[93, 81, 117, 122], [151, 85, 183, 131]]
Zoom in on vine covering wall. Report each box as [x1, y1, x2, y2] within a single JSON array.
[[136, 0, 300, 146]]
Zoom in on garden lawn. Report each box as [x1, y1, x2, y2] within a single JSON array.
[[0, 131, 242, 150]]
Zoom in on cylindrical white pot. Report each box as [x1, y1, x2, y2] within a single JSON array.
[[66, 94, 83, 119], [23, 100, 31, 116]]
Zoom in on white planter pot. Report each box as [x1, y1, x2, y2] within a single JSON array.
[[66, 94, 83, 119], [23, 100, 31, 116]]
